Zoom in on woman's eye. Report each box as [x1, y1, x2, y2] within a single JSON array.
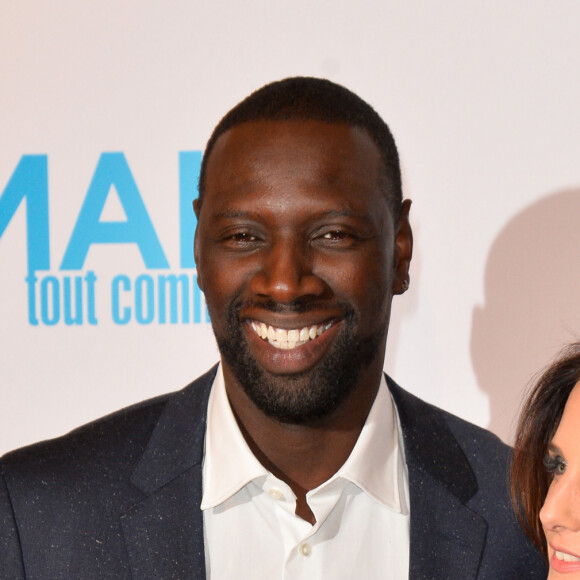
[[543, 453, 567, 476]]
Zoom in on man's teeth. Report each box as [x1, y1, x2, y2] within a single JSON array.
[[250, 321, 332, 350], [555, 550, 580, 562]]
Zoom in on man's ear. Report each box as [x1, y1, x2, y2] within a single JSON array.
[[193, 198, 201, 219], [393, 199, 413, 295], [193, 199, 204, 291]]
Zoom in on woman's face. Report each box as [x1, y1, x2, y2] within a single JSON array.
[[541, 381, 580, 577]]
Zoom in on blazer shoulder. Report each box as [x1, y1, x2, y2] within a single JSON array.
[[387, 375, 547, 578], [0, 366, 217, 578], [1, 365, 217, 480], [387, 374, 508, 458]]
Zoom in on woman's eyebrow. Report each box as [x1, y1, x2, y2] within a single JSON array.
[[547, 442, 563, 455]]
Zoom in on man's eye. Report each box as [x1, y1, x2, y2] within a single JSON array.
[[227, 232, 258, 242], [321, 230, 350, 241], [543, 453, 567, 476]]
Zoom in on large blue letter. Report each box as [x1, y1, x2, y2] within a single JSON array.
[[0, 155, 49, 273], [60, 153, 168, 270], [179, 151, 201, 268]]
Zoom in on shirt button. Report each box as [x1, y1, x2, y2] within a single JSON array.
[[268, 488, 283, 500], [299, 542, 312, 557]]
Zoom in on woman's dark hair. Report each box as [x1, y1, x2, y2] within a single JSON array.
[[511, 342, 580, 556]]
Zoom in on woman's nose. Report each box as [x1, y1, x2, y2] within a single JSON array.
[[540, 472, 580, 533]]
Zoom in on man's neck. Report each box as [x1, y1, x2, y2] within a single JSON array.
[[223, 365, 383, 522]]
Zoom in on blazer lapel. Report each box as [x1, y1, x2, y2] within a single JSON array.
[[121, 366, 217, 579], [388, 376, 488, 580]]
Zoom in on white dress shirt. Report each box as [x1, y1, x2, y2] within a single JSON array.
[[202, 366, 410, 579]]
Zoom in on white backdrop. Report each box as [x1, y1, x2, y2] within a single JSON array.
[[1, 0, 579, 454]]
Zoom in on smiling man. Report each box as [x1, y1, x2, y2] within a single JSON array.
[[1, 78, 546, 578]]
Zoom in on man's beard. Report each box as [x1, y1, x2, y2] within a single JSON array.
[[214, 298, 383, 424]]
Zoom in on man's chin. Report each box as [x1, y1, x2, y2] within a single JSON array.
[[218, 338, 376, 425], [242, 371, 345, 425]]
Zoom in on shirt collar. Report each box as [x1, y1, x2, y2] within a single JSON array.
[[201, 365, 408, 514], [332, 374, 408, 513], [201, 365, 268, 509]]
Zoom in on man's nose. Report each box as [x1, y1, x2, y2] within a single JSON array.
[[540, 472, 580, 533], [248, 237, 326, 304]]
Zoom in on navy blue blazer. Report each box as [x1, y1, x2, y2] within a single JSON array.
[[1, 367, 546, 578]]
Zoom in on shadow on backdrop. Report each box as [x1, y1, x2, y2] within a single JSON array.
[[471, 188, 580, 444]]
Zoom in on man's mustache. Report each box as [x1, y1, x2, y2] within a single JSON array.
[[227, 296, 356, 319]]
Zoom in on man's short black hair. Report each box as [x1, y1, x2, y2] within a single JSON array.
[[198, 77, 402, 216]]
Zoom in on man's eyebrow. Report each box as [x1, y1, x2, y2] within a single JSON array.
[[212, 209, 254, 219], [318, 209, 369, 219]]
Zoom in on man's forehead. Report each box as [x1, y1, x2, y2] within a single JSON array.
[[199, 120, 392, 226], [206, 119, 382, 175], [213, 117, 374, 144]]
